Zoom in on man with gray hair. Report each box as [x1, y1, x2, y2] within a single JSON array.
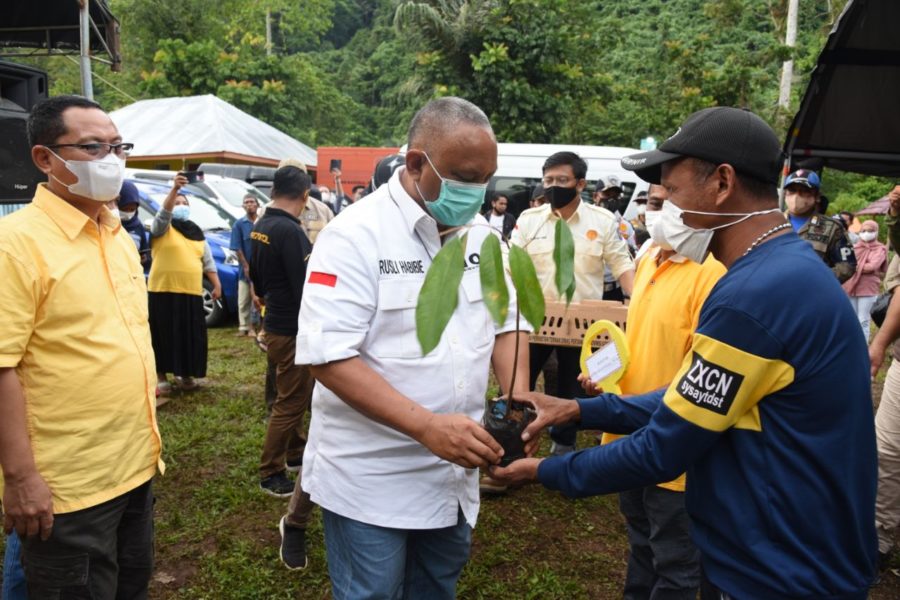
[[296, 96, 529, 598]]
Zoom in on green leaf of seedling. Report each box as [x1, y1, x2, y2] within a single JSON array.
[[416, 236, 465, 356], [553, 218, 576, 305], [479, 234, 509, 326], [508, 244, 545, 332]]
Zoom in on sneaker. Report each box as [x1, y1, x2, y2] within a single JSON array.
[[479, 475, 508, 495], [178, 376, 199, 391], [549, 442, 575, 457], [285, 456, 302, 473], [260, 472, 294, 497], [278, 516, 308, 570]]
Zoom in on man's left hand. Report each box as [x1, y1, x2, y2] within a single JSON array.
[[488, 458, 543, 487], [211, 284, 222, 301]]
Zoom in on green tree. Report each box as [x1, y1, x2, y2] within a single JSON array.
[[394, 0, 608, 143], [141, 34, 364, 145]]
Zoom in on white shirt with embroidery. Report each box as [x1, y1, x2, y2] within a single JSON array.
[[296, 170, 525, 529]]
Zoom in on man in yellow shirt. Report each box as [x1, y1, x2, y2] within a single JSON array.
[[0, 95, 163, 597], [511, 151, 635, 455], [592, 183, 725, 598]]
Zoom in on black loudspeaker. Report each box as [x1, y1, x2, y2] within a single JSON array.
[[0, 60, 48, 203]]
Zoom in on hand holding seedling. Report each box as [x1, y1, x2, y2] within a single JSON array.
[[419, 413, 504, 469], [515, 391, 582, 445], [488, 457, 542, 486]]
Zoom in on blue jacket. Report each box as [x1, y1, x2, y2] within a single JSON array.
[[539, 234, 877, 599]]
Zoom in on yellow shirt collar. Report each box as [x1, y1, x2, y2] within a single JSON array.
[[32, 184, 122, 240]]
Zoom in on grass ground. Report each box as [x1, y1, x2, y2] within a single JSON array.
[[2, 327, 899, 598]]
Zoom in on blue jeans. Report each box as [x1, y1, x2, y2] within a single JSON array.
[[323, 506, 471, 600], [619, 485, 700, 600], [3, 530, 28, 600]]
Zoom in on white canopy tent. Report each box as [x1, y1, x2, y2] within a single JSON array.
[[110, 94, 317, 169]]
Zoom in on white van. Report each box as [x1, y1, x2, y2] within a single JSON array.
[[124, 168, 270, 220], [488, 143, 648, 217], [399, 142, 648, 218]]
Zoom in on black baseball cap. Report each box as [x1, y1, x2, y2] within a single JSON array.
[[371, 154, 405, 189], [596, 176, 622, 192], [620, 107, 783, 186]]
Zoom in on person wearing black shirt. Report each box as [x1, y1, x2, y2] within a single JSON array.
[[250, 167, 315, 511]]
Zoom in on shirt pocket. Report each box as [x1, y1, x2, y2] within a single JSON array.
[[574, 236, 606, 272], [461, 273, 493, 350], [118, 271, 150, 326], [370, 278, 423, 359]]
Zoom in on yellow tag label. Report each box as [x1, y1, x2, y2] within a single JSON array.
[[579, 320, 630, 395]]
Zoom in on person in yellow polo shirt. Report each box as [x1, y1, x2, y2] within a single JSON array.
[[148, 176, 221, 396], [0, 95, 163, 597], [594, 183, 725, 599]]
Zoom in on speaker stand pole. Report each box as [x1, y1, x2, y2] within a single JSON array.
[[79, 0, 94, 99]]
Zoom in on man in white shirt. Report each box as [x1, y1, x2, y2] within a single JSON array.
[[296, 97, 529, 599], [511, 151, 635, 455], [485, 192, 516, 241]]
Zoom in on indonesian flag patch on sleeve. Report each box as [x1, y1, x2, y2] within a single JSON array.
[[309, 272, 338, 287]]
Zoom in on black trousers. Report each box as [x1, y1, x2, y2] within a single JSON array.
[[529, 343, 583, 447], [21, 480, 154, 600]]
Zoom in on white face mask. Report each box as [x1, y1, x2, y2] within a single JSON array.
[[860, 231, 878, 242], [50, 152, 126, 203], [656, 200, 781, 263], [644, 210, 672, 250], [785, 192, 817, 216], [120, 210, 136, 221]]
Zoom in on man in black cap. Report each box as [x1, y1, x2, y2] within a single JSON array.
[[491, 106, 878, 599], [593, 175, 627, 215], [367, 153, 405, 195], [783, 168, 855, 283]]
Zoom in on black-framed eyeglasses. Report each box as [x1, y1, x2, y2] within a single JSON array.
[[46, 142, 134, 158]]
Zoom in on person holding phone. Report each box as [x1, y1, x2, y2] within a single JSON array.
[[148, 175, 221, 397], [325, 159, 350, 214]]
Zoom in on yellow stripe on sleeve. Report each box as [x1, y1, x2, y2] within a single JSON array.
[[663, 334, 794, 432]]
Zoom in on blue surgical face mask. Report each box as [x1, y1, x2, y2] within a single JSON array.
[[415, 152, 487, 226], [172, 205, 191, 221]]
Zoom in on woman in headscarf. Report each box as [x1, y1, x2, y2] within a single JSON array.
[[148, 175, 221, 397], [843, 219, 888, 341]]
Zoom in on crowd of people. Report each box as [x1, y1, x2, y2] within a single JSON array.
[[1, 92, 899, 600]]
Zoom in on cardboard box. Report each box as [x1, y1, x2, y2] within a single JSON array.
[[530, 300, 628, 349]]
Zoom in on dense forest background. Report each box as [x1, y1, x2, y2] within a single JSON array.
[[13, 0, 890, 210]]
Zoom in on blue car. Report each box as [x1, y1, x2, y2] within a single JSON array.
[[130, 179, 241, 326]]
